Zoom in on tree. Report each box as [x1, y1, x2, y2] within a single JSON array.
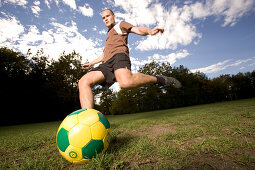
[[231, 72, 254, 99], [99, 89, 116, 115], [1, 46, 255, 124], [47, 51, 87, 118], [0, 47, 88, 125]]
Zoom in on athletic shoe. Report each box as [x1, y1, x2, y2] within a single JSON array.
[[156, 75, 182, 88]]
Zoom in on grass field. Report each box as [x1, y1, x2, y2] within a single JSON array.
[[0, 98, 255, 169]]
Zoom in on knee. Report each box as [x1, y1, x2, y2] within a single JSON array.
[[78, 75, 92, 89], [118, 80, 133, 89]]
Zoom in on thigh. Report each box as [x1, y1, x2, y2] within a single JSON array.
[[80, 71, 105, 86], [114, 67, 132, 83]]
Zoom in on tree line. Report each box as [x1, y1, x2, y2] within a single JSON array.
[[0, 47, 86, 125], [1, 47, 254, 125], [99, 62, 255, 115]]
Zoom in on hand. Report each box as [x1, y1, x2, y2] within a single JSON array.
[[82, 63, 91, 69], [150, 27, 164, 36]]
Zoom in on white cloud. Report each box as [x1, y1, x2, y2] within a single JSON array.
[[228, 58, 253, 67], [149, 49, 190, 65], [43, 0, 78, 10], [4, 0, 27, 7], [249, 62, 255, 66], [18, 25, 54, 48], [38, 21, 102, 62], [191, 60, 231, 74], [44, 0, 51, 8], [92, 25, 97, 31], [191, 57, 255, 74], [0, 1, 101, 63], [0, 15, 24, 44], [112, 0, 201, 51], [78, 3, 93, 17], [82, 29, 88, 33], [130, 50, 190, 72], [34, 0, 40, 6], [0, 17, 103, 62], [31, 1, 41, 17], [114, 0, 156, 26], [110, 0, 255, 51], [99, 29, 107, 35], [62, 0, 76, 10], [136, 5, 202, 51], [191, 0, 255, 27]]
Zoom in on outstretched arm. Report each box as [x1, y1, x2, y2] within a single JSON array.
[[130, 26, 164, 36], [82, 53, 104, 69]]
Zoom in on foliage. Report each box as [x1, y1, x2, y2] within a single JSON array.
[[102, 61, 255, 115], [0, 47, 255, 124], [0, 47, 87, 125]]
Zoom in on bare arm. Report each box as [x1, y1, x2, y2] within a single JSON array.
[[130, 26, 164, 36], [82, 53, 104, 69]]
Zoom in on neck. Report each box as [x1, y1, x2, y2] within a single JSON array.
[[108, 22, 116, 29]]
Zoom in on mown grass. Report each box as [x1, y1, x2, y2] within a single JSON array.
[[0, 98, 255, 169]]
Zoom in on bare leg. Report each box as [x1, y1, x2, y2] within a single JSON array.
[[78, 71, 105, 109], [114, 68, 157, 89]]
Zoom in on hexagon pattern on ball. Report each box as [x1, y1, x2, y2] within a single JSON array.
[[56, 109, 111, 164]]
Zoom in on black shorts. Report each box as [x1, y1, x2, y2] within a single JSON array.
[[91, 53, 131, 88]]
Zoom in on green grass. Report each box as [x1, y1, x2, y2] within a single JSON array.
[[1, 98, 255, 169]]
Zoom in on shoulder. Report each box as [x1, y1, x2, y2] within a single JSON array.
[[120, 21, 135, 29], [113, 21, 135, 34], [116, 21, 135, 34]]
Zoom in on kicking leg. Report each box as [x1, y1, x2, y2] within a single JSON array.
[[114, 68, 157, 89], [115, 68, 182, 89], [78, 71, 105, 109]]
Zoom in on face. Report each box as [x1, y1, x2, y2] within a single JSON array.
[[101, 10, 115, 29]]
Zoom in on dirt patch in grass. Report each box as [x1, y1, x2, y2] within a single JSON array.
[[231, 148, 255, 167], [137, 124, 177, 138], [0, 148, 9, 156], [61, 164, 84, 170], [186, 136, 205, 145], [127, 157, 158, 169], [185, 153, 248, 170], [117, 123, 177, 139], [0, 148, 11, 164]]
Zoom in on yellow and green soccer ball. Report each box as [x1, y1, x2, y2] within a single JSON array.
[[56, 109, 111, 164]]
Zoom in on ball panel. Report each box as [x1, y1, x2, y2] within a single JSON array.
[[68, 109, 87, 116], [59, 114, 78, 131], [62, 145, 84, 163], [68, 109, 86, 117], [56, 128, 69, 152], [102, 128, 112, 152], [78, 109, 99, 126], [91, 122, 106, 140], [82, 139, 104, 159], [56, 109, 111, 164], [98, 112, 110, 129], [73, 159, 90, 164], [69, 124, 91, 148]]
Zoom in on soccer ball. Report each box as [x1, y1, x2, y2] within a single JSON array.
[[56, 109, 111, 164]]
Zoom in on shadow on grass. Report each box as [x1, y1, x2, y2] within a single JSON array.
[[107, 134, 135, 154]]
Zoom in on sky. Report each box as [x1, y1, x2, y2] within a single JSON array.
[[1, 0, 255, 84]]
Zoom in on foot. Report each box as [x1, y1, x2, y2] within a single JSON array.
[[156, 75, 182, 88]]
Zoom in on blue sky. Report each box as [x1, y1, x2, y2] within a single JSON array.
[[1, 0, 255, 81]]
